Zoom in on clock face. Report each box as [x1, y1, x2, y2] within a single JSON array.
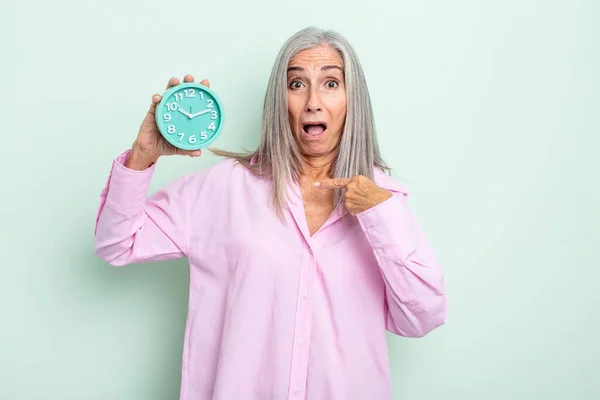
[[155, 83, 224, 150]]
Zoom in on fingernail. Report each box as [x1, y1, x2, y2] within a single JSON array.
[[313, 182, 320, 187]]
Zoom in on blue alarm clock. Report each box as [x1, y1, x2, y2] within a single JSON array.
[[155, 82, 225, 150]]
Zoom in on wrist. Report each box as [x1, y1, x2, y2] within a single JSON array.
[[125, 146, 156, 171]]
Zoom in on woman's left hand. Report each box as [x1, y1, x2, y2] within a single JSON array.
[[314, 176, 393, 216]]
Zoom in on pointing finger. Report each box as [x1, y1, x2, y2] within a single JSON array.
[[314, 177, 352, 189]]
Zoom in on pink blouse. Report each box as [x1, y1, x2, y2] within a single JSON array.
[[94, 149, 447, 400]]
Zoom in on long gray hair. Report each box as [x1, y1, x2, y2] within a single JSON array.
[[211, 26, 389, 217]]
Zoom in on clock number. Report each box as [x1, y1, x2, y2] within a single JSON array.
[[174, 93, 183, 102], [167, 103, 177, 111], [207, 122, 216, 131], [163, 114, 172, 122], [178, 132, 185, 141], [198, 91, 204, 100], [200, 131, 208, 140], [210, 111, 218, 119], [189, 135, 197, 144], [206, 99, 214, 108], [168, 125, 176, 134], [184, 89, 196, 98]]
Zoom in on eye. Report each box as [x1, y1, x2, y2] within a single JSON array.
[[326, 80, 339, 89], [289, 80, 303, 89]]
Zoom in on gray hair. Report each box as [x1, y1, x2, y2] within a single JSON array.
[[211, 26, 390, 217]]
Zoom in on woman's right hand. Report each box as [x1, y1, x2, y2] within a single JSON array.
[[125, 75, 209, 170]]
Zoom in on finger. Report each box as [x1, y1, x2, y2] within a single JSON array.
[[345, 200, 358, 216], [200, 79, 210, 87], [314, 177, 352, 189], [148, 93, 162, 115], [175, 148, 202, 157], [166, 76, 180, 89], [344, 190, 359, 201], [183, 74, 195, 82]]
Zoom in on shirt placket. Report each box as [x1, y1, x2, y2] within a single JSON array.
[[287, 244, 316, 399]]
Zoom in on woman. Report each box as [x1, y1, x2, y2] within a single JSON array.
[[94, 27, 447, 400]]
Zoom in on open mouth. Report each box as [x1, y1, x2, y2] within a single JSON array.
[[303, 122, 327, 136]]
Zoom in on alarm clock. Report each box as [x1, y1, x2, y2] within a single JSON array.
[[155, 82, 225, 150]]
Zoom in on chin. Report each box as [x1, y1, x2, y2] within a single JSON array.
[[299, 142, 337, 158]]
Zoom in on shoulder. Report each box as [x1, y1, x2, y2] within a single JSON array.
[[185, 157, 247, 181], [373, 167, 410, 196], [183, 157, 259, 197]]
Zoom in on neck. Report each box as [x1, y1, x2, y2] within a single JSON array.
[[299, 152, 336, 182]]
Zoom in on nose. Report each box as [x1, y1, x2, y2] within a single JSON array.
[[305, 87, 322, 112]]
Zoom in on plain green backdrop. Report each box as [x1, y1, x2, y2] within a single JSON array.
[[1, 0, 598, 399]]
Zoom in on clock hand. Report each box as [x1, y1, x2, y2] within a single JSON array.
[[190, 109, 211, 118], [177, 105, 193, 119]]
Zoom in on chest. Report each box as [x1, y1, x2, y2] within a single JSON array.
[[300, 183, 336, 236]]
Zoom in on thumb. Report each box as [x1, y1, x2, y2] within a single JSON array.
[[175, 148, 202, 157]]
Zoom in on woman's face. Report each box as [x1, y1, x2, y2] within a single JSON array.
[[287, 45, 347, 159]]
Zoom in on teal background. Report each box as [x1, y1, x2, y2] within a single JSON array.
[[1, 0, 598, 399]]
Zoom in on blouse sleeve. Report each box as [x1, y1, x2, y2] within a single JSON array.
[[356, 191, 448, 337], [93, 150, 190, 266]]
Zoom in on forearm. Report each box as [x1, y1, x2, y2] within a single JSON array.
[[94, 150, 188, 266], [378, 244, 447, 337], [357, 193, 447, 337]]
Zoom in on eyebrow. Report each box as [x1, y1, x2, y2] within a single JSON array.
[[287, 65, 344, 73]]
